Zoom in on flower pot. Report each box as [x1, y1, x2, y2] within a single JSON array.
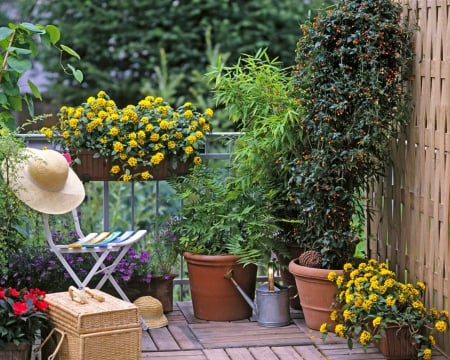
[[288, 259, 342, 331], [376, 326, 418, 360], [0, 343, 31, 360], [72, 149, 191, 181], [184, 252, 257, 321]]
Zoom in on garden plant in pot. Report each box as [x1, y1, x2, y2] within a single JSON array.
[[284, 0, 415, 331], [321, 260, 449, 360], [40, 91, 213, 181], [206, 48, 306, 310], [169, 164, 279, 321]]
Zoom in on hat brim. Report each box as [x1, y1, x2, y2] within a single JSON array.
[[2, 148, 85, 215]]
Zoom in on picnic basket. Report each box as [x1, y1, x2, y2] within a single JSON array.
[[41, 288, 141, 360]]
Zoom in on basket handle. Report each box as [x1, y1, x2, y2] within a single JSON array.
[[34, 327, 65, 360], [68, 286, 88, 304], [84, 287, 105, 302]]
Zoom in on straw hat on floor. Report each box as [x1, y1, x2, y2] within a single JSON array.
[[133, 296, 168, 329]]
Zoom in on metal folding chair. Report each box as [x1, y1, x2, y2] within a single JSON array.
[[42, 208, 147, 302]]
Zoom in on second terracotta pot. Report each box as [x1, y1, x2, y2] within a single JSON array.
[[184, 252, 257, 321], [288, 259, 342, 331]]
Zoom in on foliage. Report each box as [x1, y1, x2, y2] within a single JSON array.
[[321, 260, 449, 360], [8, 0, 334, 131], [0, 21, 82, 129], [287, 0, 415, 268], [206, 48, 305, 255], [0, 287, 49, 346], [169, 164, 279, 266], [40, 90, 213, 181]]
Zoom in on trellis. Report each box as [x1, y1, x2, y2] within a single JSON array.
[[368, 0, 450, 354]]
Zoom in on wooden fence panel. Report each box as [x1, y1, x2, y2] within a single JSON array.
[[368, 0, 450, 355]]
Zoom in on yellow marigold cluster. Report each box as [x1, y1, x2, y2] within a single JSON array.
[[320, 259, 449, 359], [40, 91, 213, 181]]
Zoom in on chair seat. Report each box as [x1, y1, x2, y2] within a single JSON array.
[[42, 210, 147, 303]]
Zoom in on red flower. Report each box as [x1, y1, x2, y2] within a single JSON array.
[[12, 301, 29, 316], [35, 300, 49, 312], [9, 288, 20, 297], [0, 290, 5, 300]]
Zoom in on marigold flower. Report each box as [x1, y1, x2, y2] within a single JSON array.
[[435, 320, 447, 332], [319, 323, 327, 333]]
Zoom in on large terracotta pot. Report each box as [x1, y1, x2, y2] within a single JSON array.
[[288, 259, 342, 331], [184, 252, 257, 321]]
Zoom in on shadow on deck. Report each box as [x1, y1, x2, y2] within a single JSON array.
[[141, 302, 448, 360]]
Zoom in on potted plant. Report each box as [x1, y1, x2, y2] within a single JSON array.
[[206, 48, 305, 309], [285, 0, 415, 329], [0, 286, 50, 358], [169, 164, 279, 321], [40, 90, 213, 181], [321, 259, 449, 360]]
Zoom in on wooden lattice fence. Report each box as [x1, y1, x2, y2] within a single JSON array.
[[368, 0, 450, 355]]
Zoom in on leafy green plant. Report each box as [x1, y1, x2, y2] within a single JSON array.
[[207, 48, 305, 258], [286, 0, 415, 268], [169, 164, 278, 266], [0, 22, 82, 129], [321, 259, 449, 360]]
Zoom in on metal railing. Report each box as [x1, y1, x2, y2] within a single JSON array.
[[19, 132, 242, 299]]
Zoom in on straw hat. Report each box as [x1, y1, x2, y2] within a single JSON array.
[[133, 296, 168, 329], [2, 148, 85, 214]]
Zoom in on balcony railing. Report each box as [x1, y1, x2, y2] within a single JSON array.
[[18, 132, 242, 300]]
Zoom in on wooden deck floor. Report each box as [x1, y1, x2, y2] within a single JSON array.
[[141, 302, 448, 360]]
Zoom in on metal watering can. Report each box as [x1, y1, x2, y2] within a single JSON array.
[[224, 263, 292, 327]]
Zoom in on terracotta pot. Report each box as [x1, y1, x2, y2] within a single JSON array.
[[184, 252, 257, 321], [376, 326, 418, 359], [72, 149, 191, 181], [288, 259, 342, 330], [0, 343, 30, 360]]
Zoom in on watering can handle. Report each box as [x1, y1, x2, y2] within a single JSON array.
[[268, 262, 275, 292]]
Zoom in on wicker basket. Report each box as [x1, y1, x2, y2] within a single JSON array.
[[44, 290, 141, 360]]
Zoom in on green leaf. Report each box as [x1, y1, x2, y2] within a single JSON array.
[[6, 47, 32, 55], [8, 94, 22, 111], [67, 64, 83, 83], [7, 57, 32, 74], [60, 44, 80, 60], [23, 93, 35, 116], [0, 27, 13, 42], [19, 22, 45, 34], [45, 24, 61, 44], [27, 80, 42, 100]]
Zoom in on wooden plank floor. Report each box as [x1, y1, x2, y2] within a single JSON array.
[[141, 302, 448, 360]]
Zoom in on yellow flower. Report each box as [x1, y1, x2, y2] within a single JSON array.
[[129, 139, 138, 148], [422, 348, 432, 360], [122, 173, 132, 182], [160, 120, 169, 130], [359, 330, 371, 345], [193, 156, 202, 165], [330, 311, 337, 321], [109, 127, 120, 136], [110, 165, 120, 174], [435, 320, 447, 332], [327, 271, 337, 282], [319, 323, 327, 333], [185, 146, 193, 155], [429, 335, 435, 346], [168, 141, 176, 149], [372, 316, 382, 327], [184, 110, 194, 118], [334, 324, 345, 337], [343, 263, 353, 271], [127, 157, 138, 167], [113, 142, 124, 153], [205, 108, 214, 117], [150, 133, 160, 142], [141, 171, 151, 180]]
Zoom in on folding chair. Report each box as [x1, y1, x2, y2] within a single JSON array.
[[42, 208, 147, 303]]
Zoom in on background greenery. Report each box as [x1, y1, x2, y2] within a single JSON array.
[[2, 0, 335, 131]]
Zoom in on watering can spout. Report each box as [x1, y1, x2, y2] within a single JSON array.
[[224, 269, 256, 312]]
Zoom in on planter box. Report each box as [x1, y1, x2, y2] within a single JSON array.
[[376, 326, 418, 360], [72, 150, 191, 181]]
